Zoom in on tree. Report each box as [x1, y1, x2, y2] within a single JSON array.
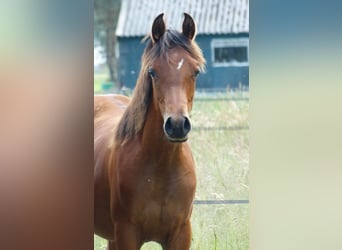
[[94, 0, 121, 85]]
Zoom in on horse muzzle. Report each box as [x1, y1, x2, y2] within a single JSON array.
[[163, 115, 191, 143]]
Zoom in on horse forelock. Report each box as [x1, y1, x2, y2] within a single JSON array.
[[145, 30, 206, 71], [115, 29, 206, 144]]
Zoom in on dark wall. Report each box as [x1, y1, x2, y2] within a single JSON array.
[[196, 34, 249, 90], [117, 37, 146, 88], [117, 34, 249, 90]]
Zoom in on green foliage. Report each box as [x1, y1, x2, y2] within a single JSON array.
[[94, 0, 121, 46], [94, 0, 121, 82]]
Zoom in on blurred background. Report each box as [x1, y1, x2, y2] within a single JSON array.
[[2, 0, 341, 249], [94, 0, 249, 249]]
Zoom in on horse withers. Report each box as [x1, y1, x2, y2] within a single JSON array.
[[94, 13, 205, 249]]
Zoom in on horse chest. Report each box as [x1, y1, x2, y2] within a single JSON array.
[[130, 173, 194, 235], [116, 145, 196, 239]]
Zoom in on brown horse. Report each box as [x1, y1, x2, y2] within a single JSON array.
[[94, 13, 205, 249]]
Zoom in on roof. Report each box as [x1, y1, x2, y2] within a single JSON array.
[[116, 0, 249, 37]]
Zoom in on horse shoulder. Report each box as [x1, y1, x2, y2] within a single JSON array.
[[94, 95, 130, 118]]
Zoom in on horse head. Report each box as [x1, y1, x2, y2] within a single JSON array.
[[148, 13, 204, 142]]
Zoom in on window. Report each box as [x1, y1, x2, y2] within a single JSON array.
[[211, 38, 249, 67]]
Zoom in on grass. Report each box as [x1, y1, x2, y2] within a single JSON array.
[[188, 99, 249, 250], [94, 73, 249, 249], [94, 66, 117, 94]]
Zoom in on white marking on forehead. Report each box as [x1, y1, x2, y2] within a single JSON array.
[[176, 58, 184, 70]]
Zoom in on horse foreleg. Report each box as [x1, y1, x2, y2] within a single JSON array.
[[106, 240, 117, 250], [114, 220, 142, 250], [163, 220, 192, 250]]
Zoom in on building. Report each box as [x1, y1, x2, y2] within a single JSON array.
[[116, 0, 249, 90]]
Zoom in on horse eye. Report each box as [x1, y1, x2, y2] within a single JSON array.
[[148, 68, 156, 78], [193, 70, 200, 78]]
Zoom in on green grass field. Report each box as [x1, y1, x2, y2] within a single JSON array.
[[94, 73, 249, 249], [94, 66, 111, 94]]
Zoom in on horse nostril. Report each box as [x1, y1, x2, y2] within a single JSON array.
[[183, 116, 191, 135], [164, 116, 191, 141], [164, 117, 174, 137]]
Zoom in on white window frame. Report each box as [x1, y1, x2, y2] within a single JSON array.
[[211, 38, 249, 67]]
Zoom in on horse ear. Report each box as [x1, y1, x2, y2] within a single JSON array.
[[182, 13, 196, 40], [151, 13, 166, 44]]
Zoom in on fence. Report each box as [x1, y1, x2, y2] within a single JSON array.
[[192, 90, 249, 205], [194, 199, 249, 205]]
